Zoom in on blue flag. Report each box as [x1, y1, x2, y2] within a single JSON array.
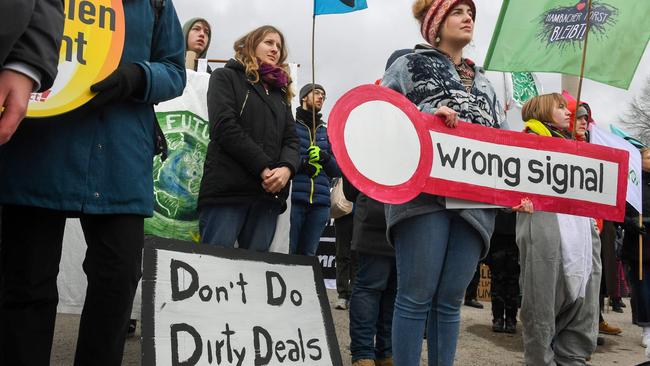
[[314, 0, 368, 15]]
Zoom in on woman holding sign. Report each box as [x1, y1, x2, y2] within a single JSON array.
[[380, 1, 531, 365], [517, 93, 602, 365], [198, 25, 299, 252]]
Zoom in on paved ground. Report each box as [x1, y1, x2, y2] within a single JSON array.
[[52, 291, 645, 365]]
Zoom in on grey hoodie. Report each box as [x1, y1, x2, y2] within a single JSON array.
[[182, 17, 211, 58]]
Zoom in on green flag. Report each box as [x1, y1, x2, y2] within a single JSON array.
[[485, 0, 650, 89], [511, 72, 541, 107]]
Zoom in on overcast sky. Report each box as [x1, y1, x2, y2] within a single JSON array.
[[173, 0, 650, 132]]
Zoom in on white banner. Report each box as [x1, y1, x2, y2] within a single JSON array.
[[589, 124, 642, 214]]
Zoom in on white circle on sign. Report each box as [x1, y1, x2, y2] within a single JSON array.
[[344, 100, 421, 186]]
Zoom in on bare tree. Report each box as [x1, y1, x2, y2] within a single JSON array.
[[621, 76, 650, 145]]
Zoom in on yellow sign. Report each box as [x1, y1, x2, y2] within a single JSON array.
[[27, 0, 125, 118]]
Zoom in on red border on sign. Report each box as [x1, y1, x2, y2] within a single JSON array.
[[328, 84, 629, 221], [328, 84, 433, 204]]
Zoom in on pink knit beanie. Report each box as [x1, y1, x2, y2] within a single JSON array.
[[421, 0, 476, 46]]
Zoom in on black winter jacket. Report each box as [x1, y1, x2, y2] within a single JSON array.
[[198, 59, 300, 209], [1, 0, 64, 91], [342, 176, 394, 257]]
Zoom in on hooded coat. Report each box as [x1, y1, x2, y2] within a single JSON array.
[[0, 0, 186, 216], [198, 59, 300, 211], [182, 17, 211, 59]]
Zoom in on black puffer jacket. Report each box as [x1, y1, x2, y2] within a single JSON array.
[[198, 59, 300, 209]]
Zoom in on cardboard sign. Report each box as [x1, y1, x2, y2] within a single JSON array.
[[146, 70, 211, 242], [142, 238, 342, 366], [27, 0, 125, 117], [328, 85, 628, 221]]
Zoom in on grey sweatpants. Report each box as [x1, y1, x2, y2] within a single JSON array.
[[516, 212, 602, 366]]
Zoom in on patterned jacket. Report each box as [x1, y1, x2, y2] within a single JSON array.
[[381, 46, 505, 257]]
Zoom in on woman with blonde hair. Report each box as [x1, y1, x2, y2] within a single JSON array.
[[517, 93, 601, 365], [380, 0, 530, 364], [198, 25, 299, 251]]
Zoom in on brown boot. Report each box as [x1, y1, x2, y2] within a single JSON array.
[[375, 357, 394, 366], [352, 359, 375, 366], [599, 320, 622, 335]]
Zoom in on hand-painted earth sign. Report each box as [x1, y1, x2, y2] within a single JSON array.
[[142, 237, 343, 366], [145, 70, 211, 242], [147, 111, 208, 242], [328, 85, 629, 221], [27, 0, 125, 117]]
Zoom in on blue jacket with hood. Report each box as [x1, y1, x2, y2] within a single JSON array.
[[0, 0, 186, 216]]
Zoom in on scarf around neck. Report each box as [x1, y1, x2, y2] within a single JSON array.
[[259, 62, 289, 89]]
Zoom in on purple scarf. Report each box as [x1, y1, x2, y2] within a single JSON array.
[[259, 62, 289, 88]]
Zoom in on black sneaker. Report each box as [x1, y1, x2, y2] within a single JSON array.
[[464, 299, 484, 309], [505, 319, 517, 334], [492, 318, 505, 333], [610, 297, 626, 310]]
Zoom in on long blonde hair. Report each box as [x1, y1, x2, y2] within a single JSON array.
[[233, 25, 294, 102]]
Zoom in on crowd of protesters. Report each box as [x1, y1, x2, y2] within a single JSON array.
[[0, 0, 647, 365]]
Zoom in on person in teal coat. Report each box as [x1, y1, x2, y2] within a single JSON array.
[[0, 1, 186, 364]]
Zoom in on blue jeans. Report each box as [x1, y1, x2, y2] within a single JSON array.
[[349, 253, 397, 362], [289, 203, 330, 256], [198, 201, 281, 252], [391, 210, 483, 366]]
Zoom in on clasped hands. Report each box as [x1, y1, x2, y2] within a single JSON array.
[[261, 166, 291, 194]]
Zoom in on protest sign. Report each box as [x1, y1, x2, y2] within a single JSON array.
[[145, 70, 211, 242], [328, 84, 629, 221], [142, 237, 342, 366], [27, 0, 125, 117]]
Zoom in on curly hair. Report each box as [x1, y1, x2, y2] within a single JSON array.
[[233, 25, 294, 102]]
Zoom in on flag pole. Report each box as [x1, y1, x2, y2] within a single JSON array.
[[310, 12, 317, 145], [573, 0, 593, 138], [502, 73, 509, 118], [640, 214, 644, 280]]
